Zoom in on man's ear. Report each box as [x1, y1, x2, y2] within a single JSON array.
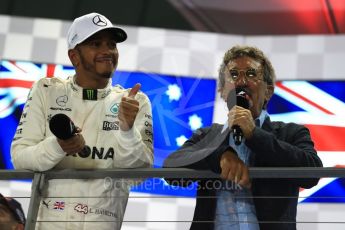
[[68, 49, 79, 67], [217, 87, 228, 101]]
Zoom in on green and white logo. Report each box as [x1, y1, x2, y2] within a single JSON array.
[[110, 103, 119, 114]]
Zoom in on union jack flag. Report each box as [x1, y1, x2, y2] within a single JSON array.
[[0, 60, 74, 118], [268, 80, 345, 203], [53, 201, 65, 210]]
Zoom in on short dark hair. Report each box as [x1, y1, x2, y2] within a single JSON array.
[[0, 194, 25, 226], [0, 204, 20, 229]]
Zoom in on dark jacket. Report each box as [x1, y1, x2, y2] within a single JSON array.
[[164, 117, 323, 230]]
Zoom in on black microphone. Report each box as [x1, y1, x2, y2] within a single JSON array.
[[49, 114, 88, 157], [49, 114, 77, 140], [227, 87, 249, 145]]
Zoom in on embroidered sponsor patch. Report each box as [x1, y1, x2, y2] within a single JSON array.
[[56, 95, 68, 107], [83, 89, 97, 100], [110, 103, 119, 114], [103, 121, 119, 131]]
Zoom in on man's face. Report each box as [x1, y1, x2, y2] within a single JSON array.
[[219, 56, 274, 118], [71, 30, 119, 79]]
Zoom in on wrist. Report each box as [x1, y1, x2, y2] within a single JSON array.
[[246, 126, 256, 140]]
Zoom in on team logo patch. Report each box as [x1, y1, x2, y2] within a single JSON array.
[[92, 15, 107, 27], [110, 103, 119, 114], [83, 89, 97, 100], [49, 107, 72, 111], [56, 95, 68, 107]]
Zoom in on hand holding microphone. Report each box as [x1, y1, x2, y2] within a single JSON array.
[[227, 87, 255, 145], [49, 114, 86, 155]]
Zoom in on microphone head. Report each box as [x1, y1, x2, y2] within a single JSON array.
[[49, 114, 76, 140], [227, 87, 249, 110]]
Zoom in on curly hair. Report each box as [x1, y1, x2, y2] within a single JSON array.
[[218, 45, 276, 90]]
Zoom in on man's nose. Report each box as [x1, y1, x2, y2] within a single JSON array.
[[235, 73, 248, 86]]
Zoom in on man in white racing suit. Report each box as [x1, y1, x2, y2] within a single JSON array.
[[11, 12, 153, 230]]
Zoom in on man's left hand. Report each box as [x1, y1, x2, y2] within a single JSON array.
[[220, 150, 251, 188], [228, 105, 255, 139], [119, 83, 141, 131]]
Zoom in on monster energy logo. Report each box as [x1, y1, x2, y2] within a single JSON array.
[[83, 89, 97, 100]]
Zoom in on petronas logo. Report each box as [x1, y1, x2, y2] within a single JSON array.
[[110, 103, 119, 114], [83, 89, 97, 100]]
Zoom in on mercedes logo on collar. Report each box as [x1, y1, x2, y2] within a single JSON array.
[[93, 15, 107, 27]]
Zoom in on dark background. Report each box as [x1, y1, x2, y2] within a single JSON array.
[[1, 0, 344, 35]]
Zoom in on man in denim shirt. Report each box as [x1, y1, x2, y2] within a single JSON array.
[[215, 111, 267, 230], [164, 45, 322, 230]]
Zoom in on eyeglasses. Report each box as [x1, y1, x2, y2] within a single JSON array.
[[226, 68, 263, 83]]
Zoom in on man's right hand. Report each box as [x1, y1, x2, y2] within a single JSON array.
[[119, 83, 141, 131], [220, 150, 251, 188], [57, 127, 85, 155]]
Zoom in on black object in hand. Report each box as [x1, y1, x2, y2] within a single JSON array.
[[49, 113, 77, 140], [227, 87, 249, 145]]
